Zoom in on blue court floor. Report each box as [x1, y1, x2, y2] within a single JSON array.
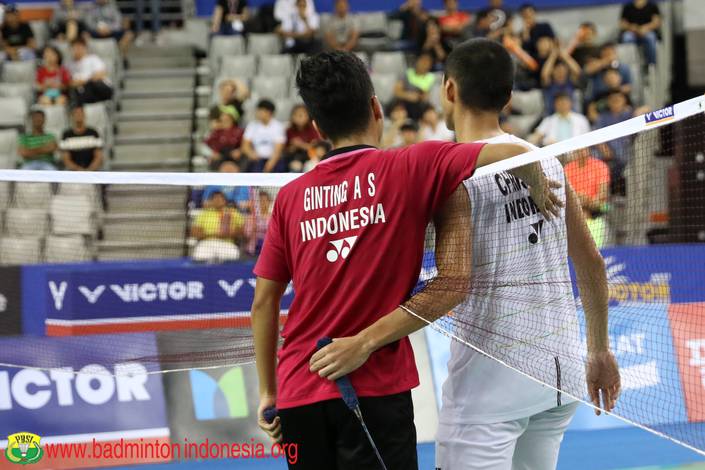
[[115, 422, 705, 470]]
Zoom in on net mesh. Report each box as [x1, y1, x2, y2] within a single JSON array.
[[0, 96, 704, 454]]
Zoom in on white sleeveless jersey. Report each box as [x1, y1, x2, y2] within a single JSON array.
[[439, 134, 585, 425]]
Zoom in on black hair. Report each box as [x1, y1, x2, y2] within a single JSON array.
[[30, 109, 46, 118], [580, 21, 596, 31], [70, 37, 87, 47], [444, 38, 514, 113], [400, 119, 419, 132], [553, 92, 572, 102], [519, 3, 535, 12], [257, 99, 276, 113], [600, 41, 617, 53], [43, 45, 63, 65], [296, 51, 375, 142]]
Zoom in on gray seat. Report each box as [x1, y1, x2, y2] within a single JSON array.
[[371, 73, 398, 105], [37, 105, 69, 142], [371, 52, 406, 75], [0, 237, 43, 265], [0, 182, 11, 210], [219, 54, 258, 79], [51, 194, 96, 236], [83, 103, 111, 156], [45, 234, 90, 263], [1, 61, 36, 84], [6, 207, 49, 237], [357, 13, 389, 50], [88, 38, 119, 64], [252, 76, 289, 100], [0, 97, 28, 128], [30, 20, 50, 49], [275, 98, 298, 122], [0, 83, 34, 106], [617, 43, 641, 67], [258, 55, 293, 77], [0, 129, 18, 159], [247, 34, 281, 55], [13, 182, 53, 210], [209, 36, 246, 71]]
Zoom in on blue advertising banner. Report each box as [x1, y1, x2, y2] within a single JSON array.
[[0, 333, 168, 438], [22, 260, 294, 336]]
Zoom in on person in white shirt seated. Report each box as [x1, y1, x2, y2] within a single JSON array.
[[529, 92, 590, 146], [241, 99, 287, 172], [274, 0, 315, 23], [277, 0, 321, 54], [66, 37, 113, 104], [419, 105, 455, 142]]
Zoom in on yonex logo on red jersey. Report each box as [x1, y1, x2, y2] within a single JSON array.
[[326, 236, 358, 262]]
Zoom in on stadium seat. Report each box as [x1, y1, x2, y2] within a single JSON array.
[[0, 97, 27, 129], [617, 43, 641, 67], [13, 182, 52, 210], [0, 182, 11, 211], [50, 195, 96, 235], [5, 207, 49, 237], [258, 55, 293, 77], [50, 40, 70, 62], [57, 183, 102, 212], [45, 234, 90, 263], [357, 13, 389, 50], [209, 36, 246, 71], [247, 34, 281, 55], [29, 20, 50, 49], [0, 237, 42, 265], [0, 129, 18, 159], [388, 19, 404, 41], [219, 55, 258, 79], [37, 105, 69, 142], [252, 76, 289, 100], [0, 83, 34, 106], [371, 73, 397, 105], [371, 52, 406, 75], [83, 103, 112, 152], [89, 38, 119, 66], [510, 89, 545, 116], [1, 61, 35, 84], [275, 98, 297, 122]]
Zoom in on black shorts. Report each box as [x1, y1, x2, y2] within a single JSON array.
[[278, 391, 418, 470]]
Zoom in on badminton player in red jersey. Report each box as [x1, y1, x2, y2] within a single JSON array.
[[251, 51, 562, 469]]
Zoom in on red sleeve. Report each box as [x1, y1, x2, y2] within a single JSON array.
[[253, 197, 291, 283], [405, 140, 486, 214], [36, 67, 46, 84], [61, 67, 71, 86]]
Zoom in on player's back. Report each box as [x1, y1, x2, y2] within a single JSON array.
[[441, 134, 584, 425]]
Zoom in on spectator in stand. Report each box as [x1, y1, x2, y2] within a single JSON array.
[[277, 0, 321, 54], [18, 110, 58, 170], [419, 105, 454, 141], [274, 0, 314, 24], [134, 0, 161, 42], [243, 189, 272, 256], [565, 22, 599, 68], [508, 33, 553, 90], [477, 0, 512, 41], [464, 9, 492, 39], [84, 0, 133, 56], [594, 90, 648, 194], [585, 42, 632, 100], [205, 105, 245, 169], [284, 104, 320, 172], [529, 92, 590, 146], [212, 158, 252, 213], [191, 187, 245, 263], [388, 0, 429, 51], [381, 100, 407, 148], [60, 105, 103, 171], [242, 99, 286, 172], [540, 42, 581, 114], [50, 0, 85, 42], [419, 18, 451, 69], [211, 0, 249, 36], [36, 46, 71, 106], [210, 78, 249, 128], [620, 0, 660, 66], [519, 3, 555, 59], [1, 5, 36, 61], [304, 139, 330, 172], [398, 119, 419, 147], [323, 0, 359, 52], [393, 52, 436, 120], [438, 0, 471, 44], [586, 67, 633, 122], [564, 147, 611, 247], [66, 38, 113, 104]]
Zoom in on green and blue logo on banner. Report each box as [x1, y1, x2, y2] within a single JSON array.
[[189, 367, 248, 421]]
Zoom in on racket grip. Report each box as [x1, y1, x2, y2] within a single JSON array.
[[263, 406, 278, 424], [316, 336, 360, 411]]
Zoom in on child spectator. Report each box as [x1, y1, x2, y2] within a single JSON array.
[[620, 0, 660, 65], [1, 6, 36, 61], [529, 93, 590, 146], [18, 110, 58, 170], [277, 0, 321, 54], [323, 0, 359, 52], [565, 22, 599, 68], [586, 67, 633, 122], [208, 158, 252, 213], [36, 46, 71, 106], [419, 106, 454, 142], [438, 0, 471, 43], [60, 105, 103, 170], [242, 99, 286, 172], [66, 38, 114, 104], [51, 0, 85, 42], [381, 100, 408, 148], [211, 0, 249, 35], [284, 104, 320, 172], [205, 106, 245, 169], [540, 43, 581, 114], [191, 187, 245, 263], [398, 119, 419, 147], [419, 18, 451, 69], [243, 189, 273, 256], [585, 42, 632, 100], [392, 52, 436, 120], [519, 3, 555, 59]]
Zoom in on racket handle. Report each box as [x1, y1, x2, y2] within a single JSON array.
[[316, 336, 360, 411], [263, 406, 278, 424]]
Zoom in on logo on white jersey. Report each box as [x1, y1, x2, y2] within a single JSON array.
[[528, 220, 544, 244], [326, 236, 357, 262]]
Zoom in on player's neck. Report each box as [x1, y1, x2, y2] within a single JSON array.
[[453, 109, 504, 143], [331, 132, 380, 150]]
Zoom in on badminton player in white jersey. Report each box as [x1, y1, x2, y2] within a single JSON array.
[[311, 39, 621, 470]]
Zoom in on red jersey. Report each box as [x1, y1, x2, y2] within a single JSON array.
[[254, 141, 486, 409], [36, 66, 71, 87]]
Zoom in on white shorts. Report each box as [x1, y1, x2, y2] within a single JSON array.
[[435, 402, 579, 470]]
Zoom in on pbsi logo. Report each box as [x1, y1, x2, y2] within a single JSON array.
[[326, 236, 358, 262], [5, 432, 43, 465], [528, 220, 544, 244]]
